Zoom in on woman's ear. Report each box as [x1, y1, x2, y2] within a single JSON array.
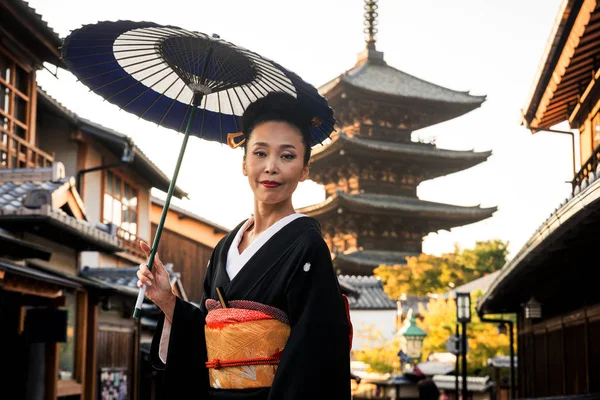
[[300, 163, 310, 182], [242, 156, 248, 176]]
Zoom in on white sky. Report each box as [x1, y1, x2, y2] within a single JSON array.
[[28, 0, 573, 259]]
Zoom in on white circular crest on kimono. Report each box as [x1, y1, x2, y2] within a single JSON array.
[[303, 262, 311, 272]]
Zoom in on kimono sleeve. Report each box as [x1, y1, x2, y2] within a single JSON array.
[[149, 256, 213, 399], [268, 236, 351, 399]]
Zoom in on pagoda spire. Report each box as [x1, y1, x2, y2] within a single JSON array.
[[357, 0, 385, 65], [364, 0, 378, 49]]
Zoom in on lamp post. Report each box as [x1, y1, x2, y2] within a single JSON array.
[[456, 292, 471, 398], [400, 316, 427, 367], [525, 297, 542, 319]]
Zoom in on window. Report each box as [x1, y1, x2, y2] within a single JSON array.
[[58, 292, 76, 381], [593, 112, 600, 151], [0, 48, 32, 168], [103, 170, 139, 242]]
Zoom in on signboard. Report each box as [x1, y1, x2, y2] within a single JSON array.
[[446, 335, 468, 355]]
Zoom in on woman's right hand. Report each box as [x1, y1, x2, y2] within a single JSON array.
[[137, 240, 175, 313]]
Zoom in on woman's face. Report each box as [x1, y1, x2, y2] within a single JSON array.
[[243, 121, 309, 206]]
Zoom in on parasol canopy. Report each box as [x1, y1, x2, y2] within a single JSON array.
[[61, 20, 336, 317]]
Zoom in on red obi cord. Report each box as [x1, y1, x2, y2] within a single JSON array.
[[206, 352, 282, 370]]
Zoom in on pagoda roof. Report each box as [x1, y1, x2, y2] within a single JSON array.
[[336, 250, 417, 268], [298, 191, 496, 224], [311, 132, 491, 172], [320, 59, 486, 107]]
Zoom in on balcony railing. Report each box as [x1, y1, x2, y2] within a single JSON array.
[[116, 227, 146, 261], [572, 146, 600, 193], [1, 131, 54, 168]]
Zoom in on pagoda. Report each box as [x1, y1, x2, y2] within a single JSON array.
[[298, 0, 496, 275]]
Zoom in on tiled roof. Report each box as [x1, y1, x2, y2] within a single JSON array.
[[320, 60, 485, 105], [442, 270, 502, 299], [299, 191, 497, 221], [81, 265, 181, 298], [312, 132, 492, 163], [0, 178, 67, 211], [0, 174, 121, 252], [478, 170, 600, 314], [335, 250, 418, 268], [10, 0, 62, 46], [338, 275, 396, 310]]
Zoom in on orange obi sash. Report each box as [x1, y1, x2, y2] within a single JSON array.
[[204, 299, 291, 389]]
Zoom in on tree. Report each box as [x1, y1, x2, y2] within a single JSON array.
[[418, 291, 513, 375], [352, 292, 515, 375], [353, 325, 400, 374], [357, 240, 512, 375], [373, 239, 509, 298]]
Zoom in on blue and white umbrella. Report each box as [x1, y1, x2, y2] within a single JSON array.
[[61, 21, 336, 318]]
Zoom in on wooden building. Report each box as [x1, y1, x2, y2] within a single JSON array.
[[298, 0, 496, 276], [0, 1, 192, 398], [478, 0, 600, 397], [150, 196, 228, 304]]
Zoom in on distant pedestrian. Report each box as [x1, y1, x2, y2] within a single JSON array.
[[418, 376, 441, 400]]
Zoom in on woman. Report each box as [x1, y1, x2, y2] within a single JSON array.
[[137, 92, 352, 399]]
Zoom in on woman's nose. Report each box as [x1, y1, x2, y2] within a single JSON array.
[[265, 158, 279, 174]]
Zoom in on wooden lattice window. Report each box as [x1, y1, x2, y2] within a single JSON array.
[[0, 47, 31, 167], [103, 169, 142, 257]]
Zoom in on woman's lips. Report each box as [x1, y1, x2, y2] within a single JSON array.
[[261, 181, 281, 188]]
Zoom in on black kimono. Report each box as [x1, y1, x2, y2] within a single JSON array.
[[150, 216, 351, 399]]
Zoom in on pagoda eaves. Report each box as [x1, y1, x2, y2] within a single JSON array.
[[298, 191, 497, 229], [310, 132, 491, 179]]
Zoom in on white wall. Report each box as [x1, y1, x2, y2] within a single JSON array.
[[23, 233, 77, 275], [36, 113, 78, 176], [350, 309, 397, 351]]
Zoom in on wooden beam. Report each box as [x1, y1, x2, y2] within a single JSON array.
[[75, 292, 88, 392], [85, 301, 99, 400], [584, 306, 590, 392], [66, 192, 85, 220], [45, 342, 58, 400], [133, 316, 140, 400], [76, 140, 88, 201], [1, 278, 62, 298], [29, 75, 37, 146]]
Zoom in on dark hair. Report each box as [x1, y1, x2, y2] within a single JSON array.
[[241, 92, 312, 165]]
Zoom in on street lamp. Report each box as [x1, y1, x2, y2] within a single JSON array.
[[400, 316, 427, 365], [455, 292, 471, 398], [456, 292, 471, 323], [525, 297, 542, 319]]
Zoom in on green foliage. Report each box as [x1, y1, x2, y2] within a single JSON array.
[[356, 240, 513, 375], [418, 291, 514, 374], [353, 325, 400, 374], [373, 239, 509, 298]]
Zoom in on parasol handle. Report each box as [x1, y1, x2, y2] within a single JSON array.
[[133, 102, 200, 318]]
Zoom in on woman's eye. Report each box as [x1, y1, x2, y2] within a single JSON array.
[[282, 154, 296, 160], [253, 151, 266, 157]]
